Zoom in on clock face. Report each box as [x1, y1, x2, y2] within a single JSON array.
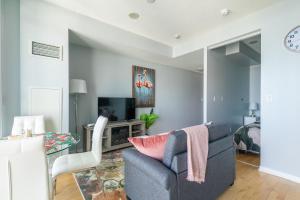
[[284, 26, 300, 52]]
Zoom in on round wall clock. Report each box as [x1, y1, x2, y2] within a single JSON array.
[[284, 26, 300, 53]]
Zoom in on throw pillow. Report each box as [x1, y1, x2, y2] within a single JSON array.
[[128, 132, 171, 160]]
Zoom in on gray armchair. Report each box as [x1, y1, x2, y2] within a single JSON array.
[[123, 124, 236, 200]]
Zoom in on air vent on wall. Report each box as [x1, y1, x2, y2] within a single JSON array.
[[225, 42, 260, 65], [31, 41, 63, 60]]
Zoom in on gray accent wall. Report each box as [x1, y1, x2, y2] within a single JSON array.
[[69, 44, 203, 136], [0, 0, 20, 136], [207, 47, 249, 126]]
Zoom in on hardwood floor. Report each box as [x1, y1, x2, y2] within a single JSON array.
[[219, 162, 300, 200], [54, 155, 300, 200], [54, 173, 126, 200], [236, 151, 260, 167], [54, 173, 82, 200]]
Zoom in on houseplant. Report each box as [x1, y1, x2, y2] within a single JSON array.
[[140, 108, 159, 134]]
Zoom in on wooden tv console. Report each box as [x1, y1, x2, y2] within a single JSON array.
[[83, 120, 145, 152]]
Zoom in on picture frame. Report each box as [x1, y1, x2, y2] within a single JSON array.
[[132, 65, 155, 108]]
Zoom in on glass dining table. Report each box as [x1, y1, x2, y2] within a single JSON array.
[[0, 132, 78, 155]]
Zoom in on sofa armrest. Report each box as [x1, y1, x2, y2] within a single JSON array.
[[123, 148, 176, 190]]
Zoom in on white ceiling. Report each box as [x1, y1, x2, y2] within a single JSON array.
[[69, 31, 204, 71], [45, 0, 280, 46]]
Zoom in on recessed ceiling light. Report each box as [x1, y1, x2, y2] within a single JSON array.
[[147, 0, 156, 3], [174, 34, 181, 39], [128, 12, 140, 20], [220, 8, 232, 17]]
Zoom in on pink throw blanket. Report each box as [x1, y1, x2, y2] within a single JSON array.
[[183, 124, 209, 183]]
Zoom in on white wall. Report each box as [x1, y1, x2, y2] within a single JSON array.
[[207, 47, 249, 126], [20, 0, 69, 132], [69, 44, 203, 137], [0, 0, 20, 136], [249, 65, 261, 116], [177, 0, 300, 180], [20, 0, 174, 133], [21, 0, 300, 181]]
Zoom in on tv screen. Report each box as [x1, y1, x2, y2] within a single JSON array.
[[98, 97, 136, 122]]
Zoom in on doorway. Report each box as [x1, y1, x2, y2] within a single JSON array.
[[206, 34, 261, 167]]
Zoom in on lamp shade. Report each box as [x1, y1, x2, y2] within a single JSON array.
[[249, 102, 258, 110], [70, 79, 87, 94]]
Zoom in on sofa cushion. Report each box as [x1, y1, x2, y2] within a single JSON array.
[[163, 130, 187, 167], [123, 148, 177, 190], [163, 124, 232, 168], [170, 135, 234, 173], [208, 124, 232, 142], [128, 132, 171, 160]]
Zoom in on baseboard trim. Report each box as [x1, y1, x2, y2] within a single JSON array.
[[259, 166, 300, 183]]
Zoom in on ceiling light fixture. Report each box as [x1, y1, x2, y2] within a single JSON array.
[[147, 0, 156, 3], [174, 34, 181, 40], [220, 8, 232, 17], [128, 12, 140, 20]]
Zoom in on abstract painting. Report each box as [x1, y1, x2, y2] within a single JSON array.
[[132, 65, 155, 107]]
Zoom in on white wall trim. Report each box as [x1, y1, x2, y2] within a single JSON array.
[[259, 166, 300, 184]]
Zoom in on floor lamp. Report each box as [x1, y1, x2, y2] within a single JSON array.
[[70, 79, 87, 152]]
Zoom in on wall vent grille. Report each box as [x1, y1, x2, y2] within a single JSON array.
[[31, 41, 62, 59]]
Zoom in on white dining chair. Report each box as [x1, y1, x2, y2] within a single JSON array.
[[0, 136, 51, 200], [51, 116, 108, 193], [11, 115, 46, 135]]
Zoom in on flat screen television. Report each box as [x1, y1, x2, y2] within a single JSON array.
[[98, 97, 136, 122]]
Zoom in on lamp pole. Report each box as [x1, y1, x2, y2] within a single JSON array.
[[70, 79, 87, 153], [74, 93, 79, 152]]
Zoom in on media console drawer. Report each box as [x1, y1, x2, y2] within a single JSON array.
[[83, 120, 145, 152]]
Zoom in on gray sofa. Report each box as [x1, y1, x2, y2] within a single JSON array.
[[123, 124, 236, 200]]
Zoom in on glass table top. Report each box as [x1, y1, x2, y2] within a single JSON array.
[[0, 132, 78, 155], [44, 132, 78, 155]]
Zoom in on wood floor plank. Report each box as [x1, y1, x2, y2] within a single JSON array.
[[54, 174, 83, 200], [55, 154, 300, 200]]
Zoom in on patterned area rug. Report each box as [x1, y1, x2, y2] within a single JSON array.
[[73, 151, 126, 200]]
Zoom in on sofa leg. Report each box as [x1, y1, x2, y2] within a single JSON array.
[[126, 196, 131, 200], [230, 181, 234, 186]]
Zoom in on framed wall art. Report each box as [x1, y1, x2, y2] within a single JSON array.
[[132, 65, 155, 108]]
